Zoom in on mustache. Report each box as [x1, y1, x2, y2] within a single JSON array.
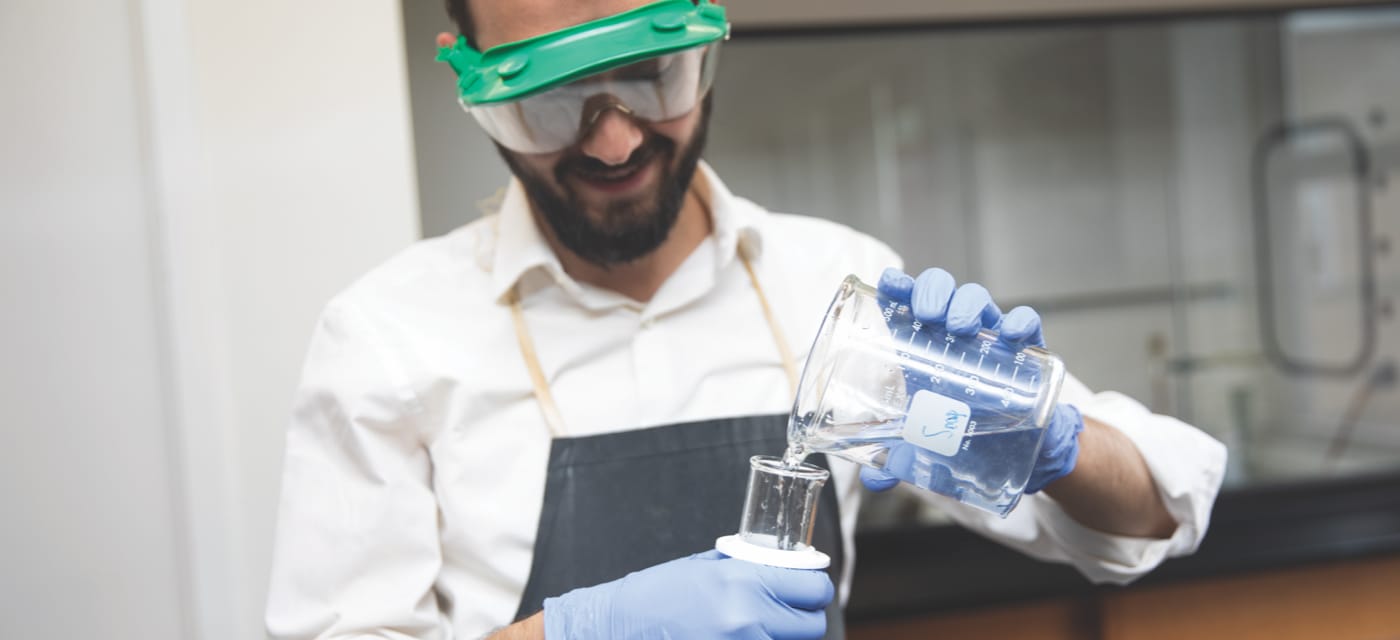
[[555, 134, 675, 183]]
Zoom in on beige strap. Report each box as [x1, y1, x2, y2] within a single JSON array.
[[693, 179, 800, 396], [508, 287, 567, 438], [739, 252, 800, 397]]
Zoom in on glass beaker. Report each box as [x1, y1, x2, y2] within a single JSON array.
[[714, 456, 831, 569], [788, 275, 1066, 516]]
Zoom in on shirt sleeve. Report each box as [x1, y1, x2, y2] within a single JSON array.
[[842, 236, 1226, 583], [931, 371, 1228, 585], [265, 299, 451, 639]]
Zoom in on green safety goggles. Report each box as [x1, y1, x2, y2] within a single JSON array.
[[437, 0, 729, 154]]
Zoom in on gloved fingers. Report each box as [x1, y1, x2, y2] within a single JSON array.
[[687, 549, 727, 562], [877, 267, 916, 302], [1000, 305, 1045, 347], [859, 465, 901, 492], [762, 606, 828, 640], [1025, 403, 1085, 494], [923, 462, 963, 498], [860, 418, 909, 492], [911, 268, 957, 325], [884, 441, 964, 499], [946, 283, 1003, 337], [1040, 404, 1085, 460], [755, 565, 835, 612], [879, 441, 919, 480]]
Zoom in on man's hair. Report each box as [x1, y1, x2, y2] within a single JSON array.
[[443, 0, 473, 44]]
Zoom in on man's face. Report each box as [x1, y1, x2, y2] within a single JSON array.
[[470, 0, 714, 267]]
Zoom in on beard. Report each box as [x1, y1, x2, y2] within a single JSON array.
[[497, 95, 712, 268]]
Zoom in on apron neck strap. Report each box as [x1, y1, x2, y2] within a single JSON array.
[[509, 252, 798, 440], [508, 285, 569, 438], [738, 251, 801, 394]]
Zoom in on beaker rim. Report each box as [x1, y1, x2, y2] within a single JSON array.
[[750, 455, 830, 481]]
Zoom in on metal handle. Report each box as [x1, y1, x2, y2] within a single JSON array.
[[1251, 117, 1375, 377]]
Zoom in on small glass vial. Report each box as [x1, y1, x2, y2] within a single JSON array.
[[715, 456, 831, 569]]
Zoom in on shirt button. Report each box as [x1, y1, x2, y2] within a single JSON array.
[[641, 317, 655, 330]]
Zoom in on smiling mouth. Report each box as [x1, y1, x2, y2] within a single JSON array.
[[573, 159, 656, 195]]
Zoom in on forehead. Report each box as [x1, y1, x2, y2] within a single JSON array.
[[471, 0, 657, 50]]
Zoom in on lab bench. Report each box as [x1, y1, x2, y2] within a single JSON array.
[[845, 470, 1400, 639]]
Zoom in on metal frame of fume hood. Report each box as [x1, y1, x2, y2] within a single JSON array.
[[1251, 117, 1377, 378]]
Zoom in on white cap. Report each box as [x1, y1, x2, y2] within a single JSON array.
[[714, 534, 831, 570]]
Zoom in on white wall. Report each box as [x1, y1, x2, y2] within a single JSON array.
[[151, 1, 422, 635], [2, 0, 421, 637], [1, 2, 188, 637]]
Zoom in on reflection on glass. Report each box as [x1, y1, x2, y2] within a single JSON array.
[[705, 6, 1400, 529]]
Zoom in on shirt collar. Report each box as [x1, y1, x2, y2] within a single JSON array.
[[488, 176, 572, 303], [702, 161, 764, 272], [487, 160, 764, 304]]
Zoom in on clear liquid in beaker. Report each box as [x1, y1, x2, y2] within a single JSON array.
[[789, 406, 1045, 514], [784, 275, 1065, 516]]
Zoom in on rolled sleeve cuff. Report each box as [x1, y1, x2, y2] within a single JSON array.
[[1051, 390, 1228, 583]]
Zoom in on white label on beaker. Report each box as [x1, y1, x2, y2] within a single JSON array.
[[902, 390, 971, 457]]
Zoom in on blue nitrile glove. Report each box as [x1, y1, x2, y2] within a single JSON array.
[[543, 549, 834, 639], [860, 267, 1085, 495]]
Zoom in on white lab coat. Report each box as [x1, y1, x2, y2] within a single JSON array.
[[265, 163, 1227, 639]]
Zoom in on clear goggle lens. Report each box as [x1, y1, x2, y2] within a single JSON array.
[[462, 44, 720, 154]]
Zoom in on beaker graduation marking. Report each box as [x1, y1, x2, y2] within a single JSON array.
[[787, 274, 1069, 517]]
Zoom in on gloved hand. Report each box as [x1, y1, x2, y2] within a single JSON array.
[[543, 549, 834, 640], [860, 267, 1085, 496]]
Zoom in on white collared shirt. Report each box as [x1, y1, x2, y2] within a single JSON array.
[[266, 163, 1227, 639]]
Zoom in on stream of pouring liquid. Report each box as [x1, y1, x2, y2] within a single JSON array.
[[773, 417, 810, 550]]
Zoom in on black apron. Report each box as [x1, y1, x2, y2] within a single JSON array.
[[510, 415, 845, 638], [503, 248, 847, 638]]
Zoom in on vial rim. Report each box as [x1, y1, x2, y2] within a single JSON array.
[[750, 455, 830, 481]]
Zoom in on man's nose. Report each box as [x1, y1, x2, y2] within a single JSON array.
[[579, 108, 645, 166]]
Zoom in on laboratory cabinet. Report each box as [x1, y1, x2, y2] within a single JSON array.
[[849, 553, 1400, 639], [845, 471, 1400, 638], [727, 0, 1397, 30]]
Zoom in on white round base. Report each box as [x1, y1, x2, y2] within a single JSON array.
[[714, 534, 831, 570]]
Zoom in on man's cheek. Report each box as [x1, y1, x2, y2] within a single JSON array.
[[651, 115, 698, 152]]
